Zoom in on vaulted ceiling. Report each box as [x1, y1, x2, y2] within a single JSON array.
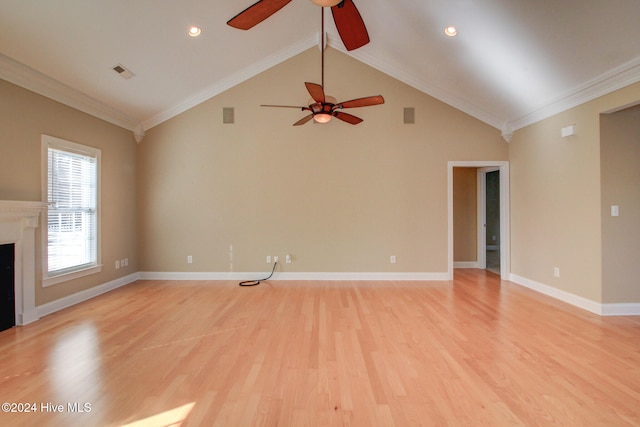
[[1, 0, 639, 137]]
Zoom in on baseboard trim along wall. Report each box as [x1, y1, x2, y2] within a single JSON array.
[[31, 270, 639, 323], [36, 272, 140, 320], [509, 273, 640, 316], [453, 262, 480, 269], [138, 271, 450, 281]]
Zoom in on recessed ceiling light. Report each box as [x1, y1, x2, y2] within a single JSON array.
[[444, 26, 457, 37], [188, 26, 201, 37]]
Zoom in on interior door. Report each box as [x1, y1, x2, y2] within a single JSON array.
[[477, 168, 500, 274], [485, 170, 500, 274]]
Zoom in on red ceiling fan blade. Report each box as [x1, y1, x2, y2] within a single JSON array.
[[227, 0, 292, 30], [334, 111, 363, 125], [305, 82, 325, 104], [337, 95, 384, 109], [293, 114, 314, 126], [331, 0, 370, 51], [261, 104, 310, 110]]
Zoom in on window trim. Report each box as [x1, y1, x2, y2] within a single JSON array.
[[41, 134, 102, 287]]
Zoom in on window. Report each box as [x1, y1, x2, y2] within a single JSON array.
[[42, 135, 101, 285]]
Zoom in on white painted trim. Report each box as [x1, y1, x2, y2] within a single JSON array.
[[511, 273, 640, 316], [43, 264, 103, 287], [3, 38, 638, 135], [140, 35, 318, 131], [510, 273, 603, 315], [507, 55, 640, 131], [454, 262, 480, 269], [36, 272, 140, 319], [0, 201, 47, 325], [601, 303, 640, 316], [346, 47, 505, 130], [41, 135, 102, 286], [27, 267, 640, 321], [139, 271, 449, 282], [0, 53, 138, 131]]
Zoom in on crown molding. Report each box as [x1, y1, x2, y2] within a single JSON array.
[[140, 35, 318, 131], [141, 30, 508, 133], [340, 45, 505, 131], [0, 53, 138, 131], [4, 42, 638, 140], [507, 55, 640, 131]]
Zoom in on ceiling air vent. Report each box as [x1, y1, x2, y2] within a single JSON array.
[[112, 64, 135, 80]]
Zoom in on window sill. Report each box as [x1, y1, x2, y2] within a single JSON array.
[[43, 264, 103, 287]]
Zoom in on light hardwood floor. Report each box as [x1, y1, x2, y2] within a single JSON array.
[[1, 270, 639, 426]]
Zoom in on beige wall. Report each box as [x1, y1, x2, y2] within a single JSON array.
[[510, 82, 640, 303], [138, 47, 507, 274], [453, 168, 477, 262], [600, 105, 640, 303], [0, 79, 138, 305], [3, 46, 638, 307]]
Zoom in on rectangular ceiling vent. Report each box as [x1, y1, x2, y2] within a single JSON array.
[[112, 64, 135, 80]]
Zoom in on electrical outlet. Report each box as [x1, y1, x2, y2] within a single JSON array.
[[187, 255, 193, 264], [553, 267, 560, 278], [390, 255, 397, 264], [274, 256, 279, 263], [285, 254, 291, 264], [124, 258, 128, 267], [115, 260, 120, 269], [266, 255, 271, 264]]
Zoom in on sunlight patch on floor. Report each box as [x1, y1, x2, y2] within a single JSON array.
[[120, 402, 196, 427]]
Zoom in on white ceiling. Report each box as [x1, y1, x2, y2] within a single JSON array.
[[1, 0, 639, 136]]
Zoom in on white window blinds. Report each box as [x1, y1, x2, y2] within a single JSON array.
[[47, 145, 98, 275]]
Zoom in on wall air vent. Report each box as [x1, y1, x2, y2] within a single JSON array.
[[112, 64, 135, 80]]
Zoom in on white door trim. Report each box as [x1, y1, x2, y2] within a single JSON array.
[[448, 161, 510, 281]]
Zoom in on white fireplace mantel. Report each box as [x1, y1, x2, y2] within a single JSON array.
[[0, 200, 47, 325]]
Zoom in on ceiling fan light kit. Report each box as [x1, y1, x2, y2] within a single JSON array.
[[311, 0, 342, 6], [313, 113, 332, 123]]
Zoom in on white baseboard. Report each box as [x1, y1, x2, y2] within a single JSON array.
[[600, 303, 640, 316], [139, 271, 450, 282], [32, 270, 639, 323], [36, 272, 140, 319], [509, 273, 640, 316], [453, 262, 480, 269]]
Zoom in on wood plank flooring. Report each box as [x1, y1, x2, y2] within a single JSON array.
[[1, 269, 639, 426]]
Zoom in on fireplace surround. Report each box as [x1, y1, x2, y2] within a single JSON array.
[[0, 200, 46, 325]]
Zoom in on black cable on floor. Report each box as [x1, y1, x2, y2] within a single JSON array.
[[239, 261, 278, 287]]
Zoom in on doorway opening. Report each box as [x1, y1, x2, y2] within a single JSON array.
[[448, 161, 510, 281]]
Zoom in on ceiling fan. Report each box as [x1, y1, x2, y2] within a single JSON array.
[[260, 8, 384, 126], [227, 0, 369, 51]]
